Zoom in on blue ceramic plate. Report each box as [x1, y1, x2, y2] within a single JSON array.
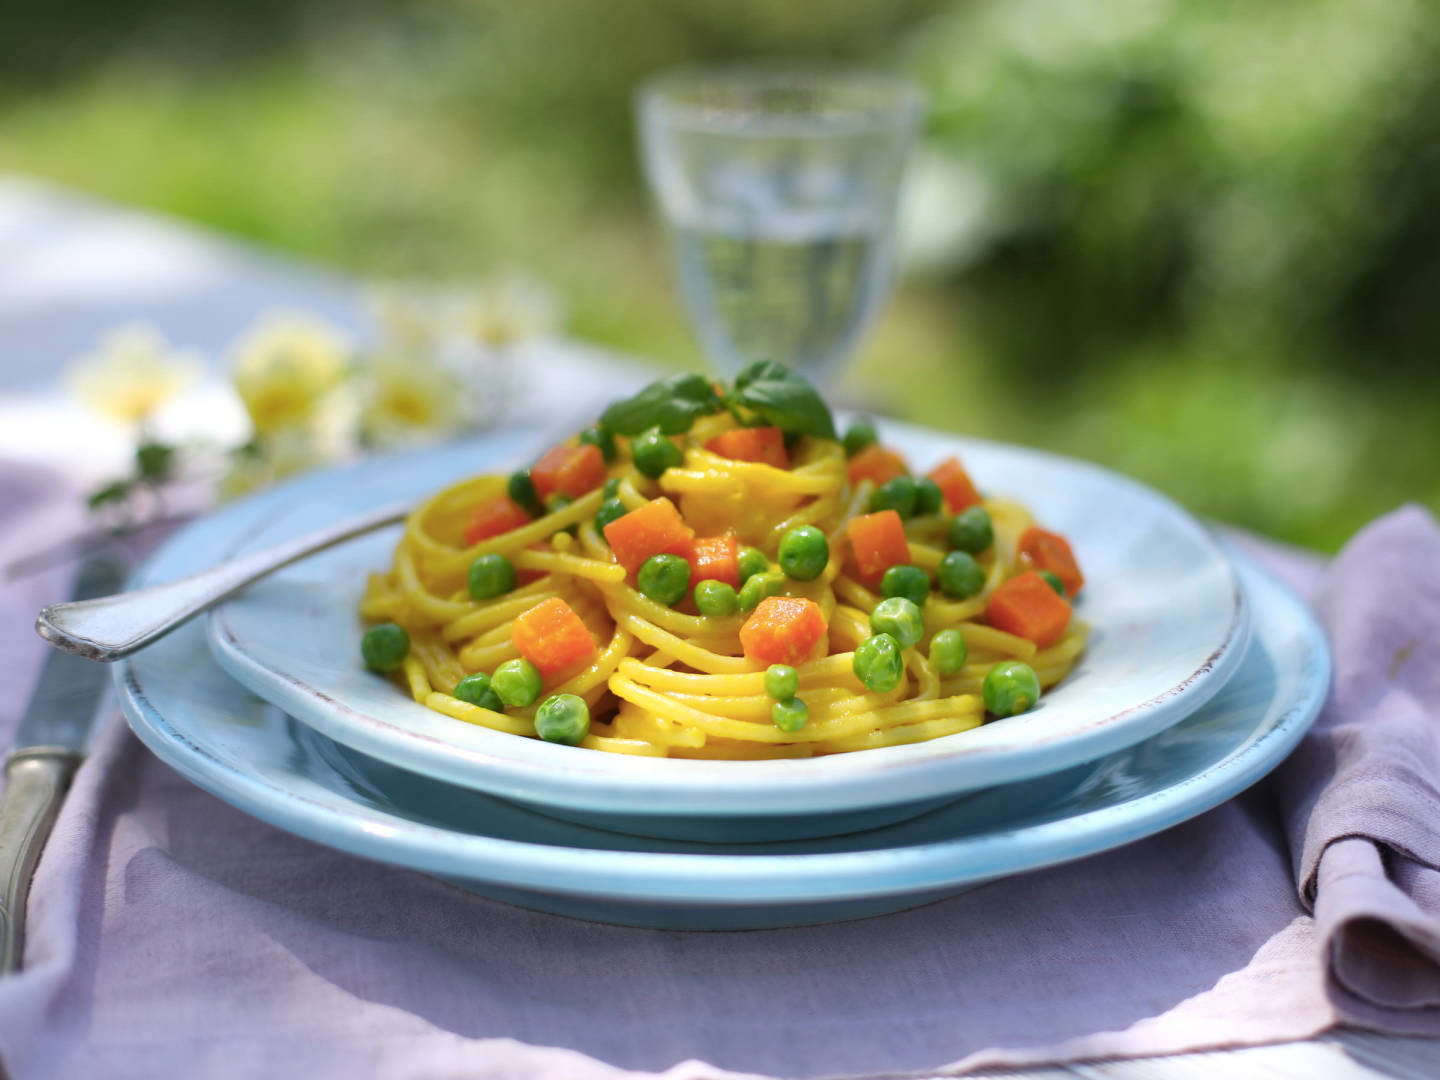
[[118, 510, 1326, 929], [205, 426, 1250, 839]]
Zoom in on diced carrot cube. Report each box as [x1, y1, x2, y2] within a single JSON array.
[[602, 497, 695, 576], [531, 443, 607, 500], [705, 426, 790, 469], [845, 509, 911, 587], [463, 494, 531, 545], [739, 596, 828, 667], [986, 571, 1072, 647], [927, 457, 982, 513], [686, 532, 741, 588], [1017, 526, 1085, 597], [512, 597, 598, 680], [847, 444, 908, 488]]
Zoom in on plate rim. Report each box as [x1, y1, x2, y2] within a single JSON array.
[[118, 546, 1327, 905], [201, 426, 1253, 815]]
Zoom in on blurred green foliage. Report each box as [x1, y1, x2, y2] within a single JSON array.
[[2, 0, 1438, 550]]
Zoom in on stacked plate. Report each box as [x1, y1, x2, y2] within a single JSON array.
[[115, 423, 1331, 930]]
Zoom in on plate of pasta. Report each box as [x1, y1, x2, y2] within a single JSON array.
[[208, 364, 1250, 840]]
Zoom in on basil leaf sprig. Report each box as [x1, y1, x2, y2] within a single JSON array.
[[598, 361, 836, 441], [600, 373, 721, 436], [726, 360, 837, 440]]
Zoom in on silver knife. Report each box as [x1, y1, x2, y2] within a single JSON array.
[[0, 554, 127, 972]]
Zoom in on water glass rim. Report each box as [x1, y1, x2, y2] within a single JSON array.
[[636, 62, 923, 138]]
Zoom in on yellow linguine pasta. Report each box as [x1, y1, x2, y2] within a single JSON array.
[[362, 402, 1086, 759]]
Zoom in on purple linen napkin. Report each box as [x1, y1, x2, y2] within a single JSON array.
[[1275, 505, 1440, 1031], [0, 468, 1437, 1079]]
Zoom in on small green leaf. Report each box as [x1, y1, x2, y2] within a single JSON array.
[[600, 373, 721, 436], [87, 480, 133, 510], [135, 442, 175, 480], [728, 361, 837, 440]]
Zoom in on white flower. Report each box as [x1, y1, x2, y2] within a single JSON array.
[[359, 353, 465, 448], [231, 313, 351, 436], [67, 323, 200, 426], [459, 274, 560, 348]]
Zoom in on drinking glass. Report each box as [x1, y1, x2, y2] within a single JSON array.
[[636, 64, 922, 383]]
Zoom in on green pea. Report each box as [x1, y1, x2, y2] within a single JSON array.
[[948, 506, 994, 553], [535, 693, 591, 745], [842, 418, 878, 457], [602, 477, 621, 499], [765, 664, 799, 700], [694, 580, 739, 617], [938, 550, 986, 598], [914, 477, 944, 516], [361, 622, 409, 673], [1039, 570, 1067, 598], [632, 427, 683, 478], [737, 571, 785, 614], [638, 553, 691, 608], [578, 425, 617, 463], [778, 525, 829, 581], [983, 661, 1042, 718], [467, 553, 516, 600], [870, 596, 924, 649], [929, 628, 968, 675], [880, 564, 930, 608], [869, 475, 919, 518], [595, 497, 628, 536], [492, 658, 543, 708], [853, 633, 904, 693], [507, 469, 543, 516], [452, 672, 504, 711], [736, 547, 769, 584], [772, 696, 809, 732]]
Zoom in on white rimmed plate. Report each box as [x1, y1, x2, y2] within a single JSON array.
[[205, 424, 1250, 840]]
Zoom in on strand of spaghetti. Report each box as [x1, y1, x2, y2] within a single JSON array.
[[401, 655, 431, 703], [427, 691, 536, 737], [685, 445, 846, 479], [577, 733, 666, 757], [613, 611, 755, 674], [812, 711, 983, 754], [613, 707, 706, 749], [661, 685, 866, 721], [926, 595, 986, 626], [616, 653, 860, 696], [908, 542, 946, 573], [610, 674, 913, 744], [960, 623, 1037, 659], [903, 514, 951, 547], [833, 575, 880, 612], [395, 540, 474, 624], [828, 479, 874, 544], [829, 605, 873, 651], [457, 638, 522, 672], [425, 489, 606, 576], [602, 584, 744, 639], [413, 635, 466, 695], [441, 587, 562, 643], [907, 648, 940, 701], [552, 626, 634, 696], [616, 472, 655, 512], [766, 494, 845, 548]]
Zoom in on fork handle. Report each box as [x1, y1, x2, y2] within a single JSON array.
[[35, 499, 410, 662], [0, 752, 79, 972]]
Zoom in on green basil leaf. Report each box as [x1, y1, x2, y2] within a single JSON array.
[[600, 373, 721, 436], [729, 362, 837, 440]]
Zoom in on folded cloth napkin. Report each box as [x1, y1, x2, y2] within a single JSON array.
[[1275, 506, 1440, 1031], [0, 469, 1437, 1079]]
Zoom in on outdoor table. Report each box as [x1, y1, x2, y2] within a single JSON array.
[[0, 176, 1435, 1080]]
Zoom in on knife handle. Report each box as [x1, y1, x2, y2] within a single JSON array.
[[0, 751, 79, 972]]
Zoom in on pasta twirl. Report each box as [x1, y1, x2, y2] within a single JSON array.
[[360, 367, 1086, 757]]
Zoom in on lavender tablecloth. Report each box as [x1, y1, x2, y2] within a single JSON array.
[[0, 463, 1436, 1079]]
